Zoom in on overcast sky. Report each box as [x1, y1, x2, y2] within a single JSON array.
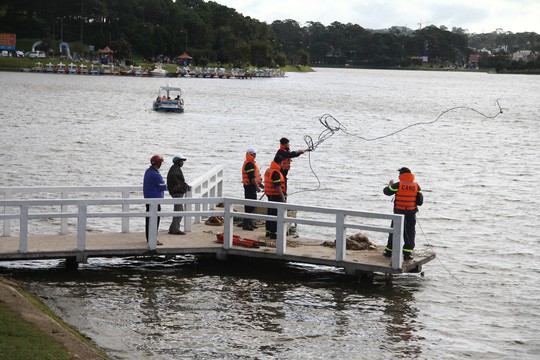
[[208, 0, 540, 34]]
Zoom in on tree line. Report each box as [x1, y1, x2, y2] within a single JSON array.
[[1, 0, 538, 70]]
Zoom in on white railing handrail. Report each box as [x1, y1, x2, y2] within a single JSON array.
[[0, 195, 404, 269], [1, 165, 224, 235]]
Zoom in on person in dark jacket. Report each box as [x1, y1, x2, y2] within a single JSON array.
[[167, 154, 191, 235], [143, 155, 167, 244], [275, 137, 311, 191], [383, 167, 423, 260], [241, 147, 264, 230]]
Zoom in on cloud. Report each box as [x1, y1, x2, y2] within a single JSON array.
[[208, 0, 540, 33]]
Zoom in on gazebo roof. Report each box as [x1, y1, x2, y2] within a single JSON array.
[[99, 46, 114, 53], [178, 52, 193, 59]]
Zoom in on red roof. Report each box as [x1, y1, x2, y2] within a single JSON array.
[[99, 46, 114, 53], [178, 52, 193, 59]]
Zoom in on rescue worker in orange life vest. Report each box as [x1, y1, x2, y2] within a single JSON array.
[[383, 167, 423, 260], [264, 155, 286, 239], [242, 147, 264, 230], [275, 137, 311, 192]]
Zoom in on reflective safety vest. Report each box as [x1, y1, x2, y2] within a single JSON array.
[[277, 144, 291, 171], [242, 153, 262, 186], [394, 173, 419, 211], [264, 161, 286, 196]]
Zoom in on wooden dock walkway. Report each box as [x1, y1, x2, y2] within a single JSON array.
[[0, 220, 435, 277], [0, 166, 436, 279]]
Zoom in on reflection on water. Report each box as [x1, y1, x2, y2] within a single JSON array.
[[5, 257, 423, 359]]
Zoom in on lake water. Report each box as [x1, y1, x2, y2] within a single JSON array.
[[0, 68, 539, 359]]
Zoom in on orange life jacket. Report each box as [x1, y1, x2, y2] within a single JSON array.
[[264, 161, 286, 196], [277, 144, 291, 171], [394, 173, 419, 211], [242, 153, 262, 186]]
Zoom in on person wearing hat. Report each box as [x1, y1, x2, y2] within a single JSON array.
[[383, 167, 424, 260], [167, 154, 191, 235], [242, 147, 264, 230], [143, 155, 167, 244], [264, 155, 286, 239], [275, 137, 311, 192]]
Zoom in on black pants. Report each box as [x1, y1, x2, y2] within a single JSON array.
[[243, 185, 257, 228], [265, 194, 283, 238], [145, 204, 161, 241], [385, 212, 416, 254]]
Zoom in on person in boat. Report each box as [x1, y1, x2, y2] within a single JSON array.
[[264, 155, 286, 239], [175, 95, 180, 100], [156, 96, 161, 103], [167, 154, 191, 235], [241, 148, 264, 230], [383, 167, 423, 260], [143, 155, 167, 245], [275, 137, 311, 193]]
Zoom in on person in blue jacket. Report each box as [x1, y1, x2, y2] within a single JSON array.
[[143, 155, 167, 244]]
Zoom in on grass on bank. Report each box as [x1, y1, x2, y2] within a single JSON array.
[[0, 302, 73, 359], [0, 278, 111, 360]]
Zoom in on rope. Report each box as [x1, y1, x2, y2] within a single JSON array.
[[288, 100, 506, 197], [417, 217, 465, 285], [304, 99, 505, 149]]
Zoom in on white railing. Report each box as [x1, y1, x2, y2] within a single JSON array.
[[0, 165, 224, 236], [0, 195, 404, 269]]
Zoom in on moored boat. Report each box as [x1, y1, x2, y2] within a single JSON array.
[[153, 85, 184, 113], [89, 64, 100, 75], [56, 62, 67, 73], [79, 64, 89, 74], [32, 62, 44, 72], [150, 63, 167, 77], [67, 63, 78, 74]]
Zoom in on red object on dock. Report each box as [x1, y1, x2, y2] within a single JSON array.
[[216, 233, 262, 248]]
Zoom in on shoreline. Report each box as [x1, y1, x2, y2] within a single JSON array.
[[0, 276, 110, 359]]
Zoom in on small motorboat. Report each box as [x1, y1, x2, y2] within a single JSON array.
[[153, 85, 184, 113]]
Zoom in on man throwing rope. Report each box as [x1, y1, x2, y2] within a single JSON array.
[[275, 137, 311, 193]]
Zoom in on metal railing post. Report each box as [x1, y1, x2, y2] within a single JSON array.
[[147, 202, 159, 250], [335, 211, 346, 261], [222, 199, 234, 249], [391, 215, 404, 270], [184, 190, 192, 232], [61, 191, 70, 234], [19, 205, 29, 253], [276, 204, 286, 255], [121, 190, 130, 233], [77, 203, 88, 251], [2, 189, 12, 237]]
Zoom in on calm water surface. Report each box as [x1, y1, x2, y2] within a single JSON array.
[[0, 68, 539, 359]]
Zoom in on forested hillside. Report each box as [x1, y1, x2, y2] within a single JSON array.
[[1, 0, 538, 70]]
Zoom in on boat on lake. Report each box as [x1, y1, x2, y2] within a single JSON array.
[[56, 62, 66, 73], [67, 63, 78, 74], [79, 64, 89, 74], [153, 85, 184, 113], [32, 62, 44, 72], [89, 64, 100, 75], [150, 63, 167, 77]]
